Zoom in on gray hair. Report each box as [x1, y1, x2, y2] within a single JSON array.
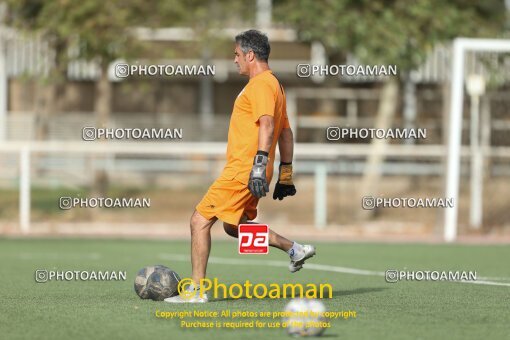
[[235, 29, 270, 62]]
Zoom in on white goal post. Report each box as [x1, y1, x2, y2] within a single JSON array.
[[444, 37, 510, 242]]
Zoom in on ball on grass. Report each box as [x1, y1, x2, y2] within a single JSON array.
[[283, 298, 327, 337], [134, 265, 180, 301]]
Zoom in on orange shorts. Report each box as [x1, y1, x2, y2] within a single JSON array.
[[196, 176, 259, 226]]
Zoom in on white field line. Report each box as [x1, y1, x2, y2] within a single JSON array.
[[159, 253, 510, 287], [17, 252, 102, 260]]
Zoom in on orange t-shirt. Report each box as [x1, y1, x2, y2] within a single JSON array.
[[221, 70, 290, 185]]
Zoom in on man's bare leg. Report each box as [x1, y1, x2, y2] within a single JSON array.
[[190, 210, 217, 285], [223, 215, 293, 251], [223, 214, 315, 273]]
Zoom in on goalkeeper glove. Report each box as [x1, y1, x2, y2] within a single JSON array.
[[273, 162, 296, 200], [248, 151, 269, 198]]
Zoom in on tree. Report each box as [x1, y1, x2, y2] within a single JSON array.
[[6, 0, 193, 195], [7, 0, 252, 193], [276, 0, 506, 71], [274, 0, 507, 218]]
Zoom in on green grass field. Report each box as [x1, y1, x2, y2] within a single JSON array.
[[1, 238, 509, 340]]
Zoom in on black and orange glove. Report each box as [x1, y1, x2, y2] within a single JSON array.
[[273, 162, 296, 200]]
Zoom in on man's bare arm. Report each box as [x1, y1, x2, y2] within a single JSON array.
[[248, 115, 274, 198], [258, 115, 274, 152], [278, 127, 294, 163]]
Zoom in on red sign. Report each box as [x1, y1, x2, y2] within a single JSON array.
[[238, 224, 269, 254]]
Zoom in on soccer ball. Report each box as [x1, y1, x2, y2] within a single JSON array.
[[134, 265, 162, 299], [134, 265, 181, 301], [146, 266, 181, 301], [283, 298, 327, 337]]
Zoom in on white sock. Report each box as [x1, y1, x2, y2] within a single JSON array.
[[187, 282, 199, 291], [287, 242, 303, 259]]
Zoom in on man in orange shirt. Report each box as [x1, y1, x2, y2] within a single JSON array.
[[166, 30, 315, 303]]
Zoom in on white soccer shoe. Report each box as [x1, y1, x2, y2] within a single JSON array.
[[289, 244, 316, 273], [164, 288, 208, 303]]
